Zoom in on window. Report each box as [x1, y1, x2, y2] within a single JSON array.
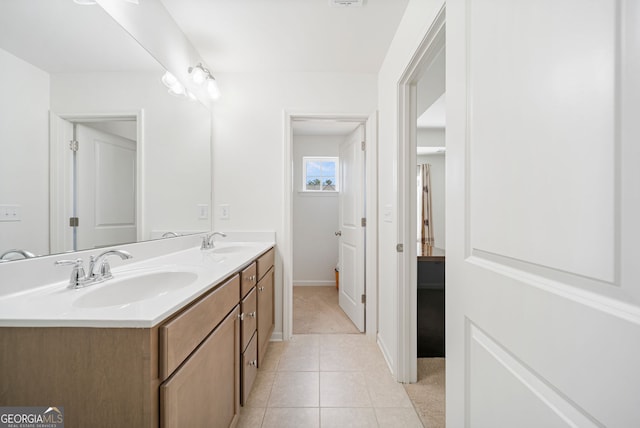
[[302, 157, 338, 192]]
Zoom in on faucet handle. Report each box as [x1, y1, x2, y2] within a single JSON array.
[[55, 258, 87, 288]]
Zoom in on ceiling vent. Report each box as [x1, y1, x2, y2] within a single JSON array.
[[329, 0, 364, 7]]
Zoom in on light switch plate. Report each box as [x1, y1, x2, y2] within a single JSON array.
[[383, 204, 393, 223], [0, 205, 21, 222], [197, 204, 209, 220]]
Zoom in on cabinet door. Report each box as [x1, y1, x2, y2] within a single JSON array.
[[257, 268, 274, 365], [240, 287, 257, 352], [241, 331, 258, 406], [161, 307, 240, 428], [240, 262, 257, 298]]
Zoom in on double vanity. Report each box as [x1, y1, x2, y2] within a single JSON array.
[[0, 235, 275, 428]]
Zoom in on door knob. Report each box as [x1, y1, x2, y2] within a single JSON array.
[[335, 231, 342, 236]]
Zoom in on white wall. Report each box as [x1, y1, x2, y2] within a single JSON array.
[[377, 0, 445, 373], [417, 153, 445, 250], [212, 71, 377, 339], [417, 128, 445, 147], [292, 135, 340, 285], [0, 48, 50, 257], [50, 72, 211, 240], [416, 47, 446, 116]]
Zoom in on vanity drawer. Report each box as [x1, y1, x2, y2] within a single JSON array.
[[240, 331, 258, 406], [240, 287, 257, 352], [257, 248, 274, 280], [240, 262, 257, 298], [160, 274, 240, 379]]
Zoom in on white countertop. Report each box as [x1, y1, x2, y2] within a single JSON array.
[[0, 241, 274, 328]]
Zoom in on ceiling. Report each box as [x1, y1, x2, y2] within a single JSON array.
[[417, 93, 446, 129], [0, 0, 160, 73], [160, 0, 410, 73]]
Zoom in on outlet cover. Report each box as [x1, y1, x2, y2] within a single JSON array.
[[219, 204, 230, 220]]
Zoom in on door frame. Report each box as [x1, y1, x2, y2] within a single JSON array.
[[49, 111, 144, 253], [282, 111, 378, 341], [396, 6, 446, 383]]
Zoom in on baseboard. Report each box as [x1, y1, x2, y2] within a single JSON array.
[[293, 280, 336, 286], [270, 331, 283, 341], [377, 334, 395, 376]]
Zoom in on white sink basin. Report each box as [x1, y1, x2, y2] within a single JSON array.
[[73, 271, 198, 308], [209, 245, 250, 254]]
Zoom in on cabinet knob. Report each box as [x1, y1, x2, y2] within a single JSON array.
[[249, 311, 256, 318], [239, 312, 245, 321], [249, 360, 257, 367], [259, 286, 265, 291]]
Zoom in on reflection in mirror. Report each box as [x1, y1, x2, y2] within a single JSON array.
[[0, 0, 212, 260]]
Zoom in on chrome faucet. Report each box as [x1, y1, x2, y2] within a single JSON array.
[[201, 232, 227, 249], [0, 249, 36, 261], [56, 249, 133, 289], [88, 250, 133, 281]]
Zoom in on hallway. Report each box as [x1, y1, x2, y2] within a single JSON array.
[[236, 334, 424, 427]]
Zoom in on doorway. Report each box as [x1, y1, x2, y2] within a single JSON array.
[[49, 112, 143, 254], [282, 112, 378, 341], [290, 118, 363, 334]]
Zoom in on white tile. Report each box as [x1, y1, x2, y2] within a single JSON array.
[[320, 371, 371, 408], [268, 371, 319, 407], [366, 370, 413, 408], [375, 408, 424, 428], [262, 407, 320, 428], [321, 408, 378, 428], [236, 407, 265, 428]]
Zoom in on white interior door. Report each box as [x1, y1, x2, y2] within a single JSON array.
[[447, 0, 640, 426], [75, 124, 137, 250], [338, 125, 365, 332]]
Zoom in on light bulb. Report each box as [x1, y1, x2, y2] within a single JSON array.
[[168, 81, 185, 96], [206, 78, 221, 100], [161, 71, 178, 88], [189, 66, 206, 85]]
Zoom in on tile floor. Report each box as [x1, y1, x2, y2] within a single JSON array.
[[236, 334, 424, 428]]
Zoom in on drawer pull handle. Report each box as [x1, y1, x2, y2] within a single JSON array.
[[249, 360, 257, 367]]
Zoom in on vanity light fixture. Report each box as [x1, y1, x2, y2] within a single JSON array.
[[161, 71, 186, 97], [188, 63, 221, 100]]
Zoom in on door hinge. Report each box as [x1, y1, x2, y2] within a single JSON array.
[[69, 140, 79, 152], [361, 141, 366, 151], [396, 243, 404, 253], [361, 217, 366, 227], [69, 217, 79, 227], [361, 294, 366, 304]]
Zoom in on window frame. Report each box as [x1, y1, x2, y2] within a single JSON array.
[[301, 156, 339, 192]]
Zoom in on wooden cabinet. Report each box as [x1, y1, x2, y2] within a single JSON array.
[[240, 262, 257, 298], [160, 275, 240, 379], [256, 249, 275, 366], [240, 332, 258, 405], [240, 287, 257, 351], [0, 245, 274, 428], [160, 307, 239, 428]]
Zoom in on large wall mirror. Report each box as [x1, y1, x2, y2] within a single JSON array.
[[0, 0, 212, 261]]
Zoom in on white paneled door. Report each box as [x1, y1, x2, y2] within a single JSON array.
[[338, 125, 365, 332], [75, 124, 137, 250], [447, 0, 640, 426]]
